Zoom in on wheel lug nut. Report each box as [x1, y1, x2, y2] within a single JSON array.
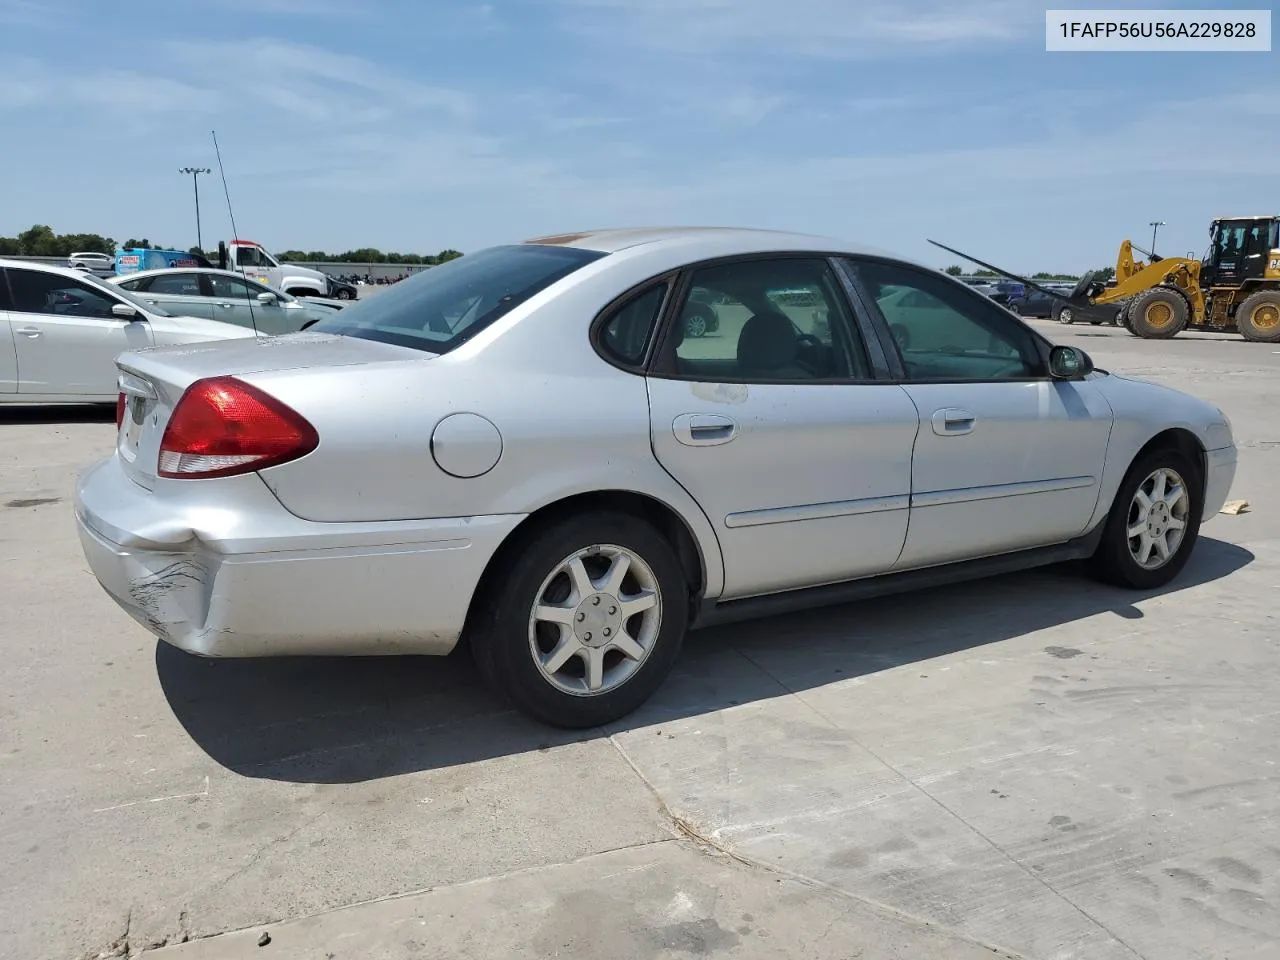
[[604, 628, 612, 637], [584, 632, 592, 641], [576, 612, 585, 622], [593, 597, 600, 606], [608, 606, 617, 615]]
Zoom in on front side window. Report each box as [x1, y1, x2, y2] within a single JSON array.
[[663, 257, 869, 382], [308, 244, 607, 354], [6, 270, 124, 320], [852, 259, 1045, 381], [235, 246, 264, 267], [209, 274, 262, 299]]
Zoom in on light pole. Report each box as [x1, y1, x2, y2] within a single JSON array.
[[179, 167, 211, 252], [1149, 220, 1166, 256]]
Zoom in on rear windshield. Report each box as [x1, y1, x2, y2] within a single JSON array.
[[306, 244, 607, 353]]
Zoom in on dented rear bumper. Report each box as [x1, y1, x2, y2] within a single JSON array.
[[74, 456, 524, 658]]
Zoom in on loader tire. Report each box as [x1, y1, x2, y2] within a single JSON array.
[[1235, 291, 1280, 343], [1128, 287, 1189, 339]]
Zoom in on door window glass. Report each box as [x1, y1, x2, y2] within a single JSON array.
[[665, 258, 869, 382], [852, 259, 1045, 381], [598, 283, 667, 367], [6, 270, 123, 320], [147, 273, 203, 296], [209, 274, 260, 298]]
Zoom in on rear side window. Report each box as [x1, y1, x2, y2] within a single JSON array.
[[309, 244, 607, 354], [148, 273, 203, 296], [598, 283, 668, 367]]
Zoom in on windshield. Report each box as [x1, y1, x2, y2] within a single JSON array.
[[88, 272, 173, 317], [307, 244, 607, 353]]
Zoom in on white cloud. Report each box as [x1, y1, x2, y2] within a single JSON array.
[[556, 0, 1040, 57], [161, 38, 474, 122]]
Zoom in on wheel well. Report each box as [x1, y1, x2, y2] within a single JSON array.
[[1133, 427, 1207, 500], [461, 491, 708, 644]]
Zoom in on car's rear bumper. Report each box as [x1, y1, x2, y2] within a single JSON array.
[[74, 456, 524, 658], [1203, 445, 1237, 519]]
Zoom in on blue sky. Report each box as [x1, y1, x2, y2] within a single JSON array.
[[0, 0, 1273, 272]]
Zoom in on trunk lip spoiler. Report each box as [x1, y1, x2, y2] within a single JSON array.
[[117, 370, 157, 401]]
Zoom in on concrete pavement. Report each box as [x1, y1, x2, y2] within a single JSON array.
[[1, 318, 1276, 960]]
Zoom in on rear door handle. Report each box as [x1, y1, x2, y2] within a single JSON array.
[[15, 326, 41, 338], [217, 302, 234, 309], [931, 408, 976, 436], [673, 413, 738, 446]]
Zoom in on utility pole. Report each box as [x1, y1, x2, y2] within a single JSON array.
[[1149, 220, 1166, 256], [179, 167, 211, 252]]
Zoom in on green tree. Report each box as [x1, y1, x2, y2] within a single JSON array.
[[436, 249, 463, 263], [944, 264, 963, 276], [1092, 266, 1116, 282], [17, 224, 58, 256]]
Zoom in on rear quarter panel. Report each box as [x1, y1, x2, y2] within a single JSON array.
[[202, 235, 935, 601]]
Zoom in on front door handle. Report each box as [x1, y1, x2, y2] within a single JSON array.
[[673, 413, 738, 446], [931, 408, 976, 436], [217, 302, 235, 309], [14, 326, 41, 338]]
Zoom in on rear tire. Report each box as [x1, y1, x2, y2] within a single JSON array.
[[1128, 287, 1189, 339], [1235, 290, 1280, 343], [684, 305, 713, 338], [1089, 446, 1202, 590], [1059, 306, 1075, 325], [469, 512, 688, 729]]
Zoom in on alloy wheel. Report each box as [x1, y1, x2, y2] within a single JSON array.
[[528, 545, 662, 696]]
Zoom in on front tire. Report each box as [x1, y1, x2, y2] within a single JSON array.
[[1235, 290, 1280, 343], [1128, 287, 1189, 339], [1089, 447, 1202, 590], [469, 512, 688, 728]]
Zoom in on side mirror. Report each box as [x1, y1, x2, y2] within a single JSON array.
[[111, 303, 140, 321], [1049, 344, 1093, 379], [256, 291, 278, 304]]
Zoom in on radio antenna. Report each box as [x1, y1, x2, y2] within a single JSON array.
[[211, 129, 259, 335]]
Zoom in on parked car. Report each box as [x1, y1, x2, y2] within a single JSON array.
[[328, 277, 359, 300], [1008, 290, 1060, 318], [74, 227, 1237, 729], [0, 259, 256, 402], [68, 251, 116, 278], [1053, 299, 1123, 326], [110, 268, 342, 335]]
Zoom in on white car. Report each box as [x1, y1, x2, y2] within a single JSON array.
[[68, 251, 116, 276], [0, 259, 257, 402], [73, 227, 1237, 728]]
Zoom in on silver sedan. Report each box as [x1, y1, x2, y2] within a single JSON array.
[[74, 227, 1238, 728], [109, 268, 342, 335]]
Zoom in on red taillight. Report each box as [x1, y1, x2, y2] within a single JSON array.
[[158, 376, 318, 479], [115, 392, 126, 428]]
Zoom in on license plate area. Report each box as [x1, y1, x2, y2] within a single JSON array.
[[117, 373, 156, 464]]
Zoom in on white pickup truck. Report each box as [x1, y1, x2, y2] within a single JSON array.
[[214, 240, 332, 299]]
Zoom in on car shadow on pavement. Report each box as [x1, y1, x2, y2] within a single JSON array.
[[0, 404, 114, 424], [157, 536, 1253, 785]]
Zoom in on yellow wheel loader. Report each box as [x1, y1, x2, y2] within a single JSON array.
[[931, 215, 1280, 343]]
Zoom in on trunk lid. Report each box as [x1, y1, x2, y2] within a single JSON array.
[[113, 332, 429, 489]]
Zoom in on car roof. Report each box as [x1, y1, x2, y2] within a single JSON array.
[[519, 225, 891, 259], [110, 267, 268, 282], [0, 257, 103, 281]]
